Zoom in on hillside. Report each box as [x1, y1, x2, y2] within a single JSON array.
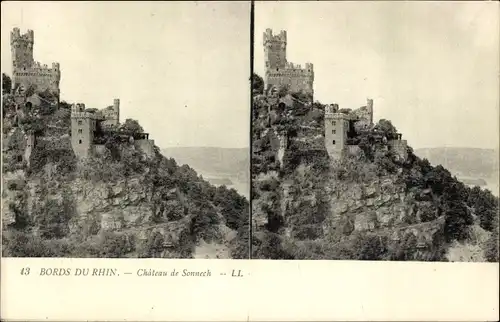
[[162, 147, 249, 197], [1, 81, 249, 259], [251, 83, 499, 262]]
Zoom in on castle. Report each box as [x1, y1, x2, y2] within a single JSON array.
[[8, 27, 155, 162], [263, 29, 314, 99], [70, 100, 155, 159], [10, 28, 61, 101], [262, 28, 408, 163], [324, 99, 408, 161]]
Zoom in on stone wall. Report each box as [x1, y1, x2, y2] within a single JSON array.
[[266, 68, 314, 97], [24, 134, 35, 166], [135, 139, 155, 158], [389, 139, 408, 161]]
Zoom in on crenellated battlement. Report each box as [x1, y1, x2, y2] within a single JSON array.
[[263, 28, 287, 46], [10, 28, 60, 100], [325, 104, 340, 117], [10, 28, 34, 45], [264, 28, 314, 98]]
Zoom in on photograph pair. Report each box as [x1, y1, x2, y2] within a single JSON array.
[[2, 1, 498, 263]]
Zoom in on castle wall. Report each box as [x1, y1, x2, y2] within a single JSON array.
[[265, 65, 314, 97], [24, 134, 35, 166], [279, 94, 294, 108], [97, 99, 120, 126], [135, 139, 155, 158], [26, 94, 42, 107], [12, 63, 61, 95], [389, 139, 408, 161]]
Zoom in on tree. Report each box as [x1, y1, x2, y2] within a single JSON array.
[[252, 73, 264, 94], [444, 200, 473, 242], [375, 119, 397, 137], [2, 73, 12, 95], [120, 118, 144, 134]]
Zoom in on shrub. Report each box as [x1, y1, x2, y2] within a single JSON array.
[[97, 232, 135, 258]]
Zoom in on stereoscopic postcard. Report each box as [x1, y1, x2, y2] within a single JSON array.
[[1, 1, 498, 321]]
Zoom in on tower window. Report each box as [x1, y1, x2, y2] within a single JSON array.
[[332, 130, 336, 134], [332, 121, 336, 126], [78, 120, 82, 125], [79, 140, 82, 144], [332, 140, 336, 145], [78, 129, 83, 134]]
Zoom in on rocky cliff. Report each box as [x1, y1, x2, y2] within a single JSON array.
[[251, 89, 499, 261], [2, 92, 249, 259]]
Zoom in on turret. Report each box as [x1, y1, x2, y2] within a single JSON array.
[[113, 98, 120, 123], [366, 98, 373, 124]]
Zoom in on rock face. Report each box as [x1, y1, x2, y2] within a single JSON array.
[[2, 99, 249, 258], [251, 92, 498, 261], [2, 153, 247, 258]]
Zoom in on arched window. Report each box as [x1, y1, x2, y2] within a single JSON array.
[[332, 140, 336, 145]]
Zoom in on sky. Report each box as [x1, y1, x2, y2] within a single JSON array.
[[1, 1, 250, 149], [255, 1, 499, 150]]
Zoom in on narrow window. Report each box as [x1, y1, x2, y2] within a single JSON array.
[[78, 129, 83, 134], [332, 140, 336, 145], [332, 129, 336, 134], [78, 120, 82, 125], [79, 140, 82, 144]]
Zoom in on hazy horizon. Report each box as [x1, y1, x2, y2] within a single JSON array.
[[255, 1, 499, 150], [1, 1, 251, 149]]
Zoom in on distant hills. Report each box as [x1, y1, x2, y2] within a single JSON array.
[[160, 146, 498, 197], [415, 147, 498, 179], [161, 147, 249, 197]]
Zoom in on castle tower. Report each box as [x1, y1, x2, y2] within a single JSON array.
[[71, 103, 95, 159], [10, 28, 61, 101], [325, 104, 349, 160], [263, 29, 314, 100], [10, 28, 34, 70], [113, 98, 120, 123], [366, 98, 374, 124], [263, 28, 287, 70]]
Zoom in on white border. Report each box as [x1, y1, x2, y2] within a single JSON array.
[[1, 258, 498, 321]]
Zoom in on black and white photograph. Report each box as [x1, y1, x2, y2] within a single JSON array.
[[1, 1, 251, 259], [1, 1, 499, 321], [251, 1, 499, 261]]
